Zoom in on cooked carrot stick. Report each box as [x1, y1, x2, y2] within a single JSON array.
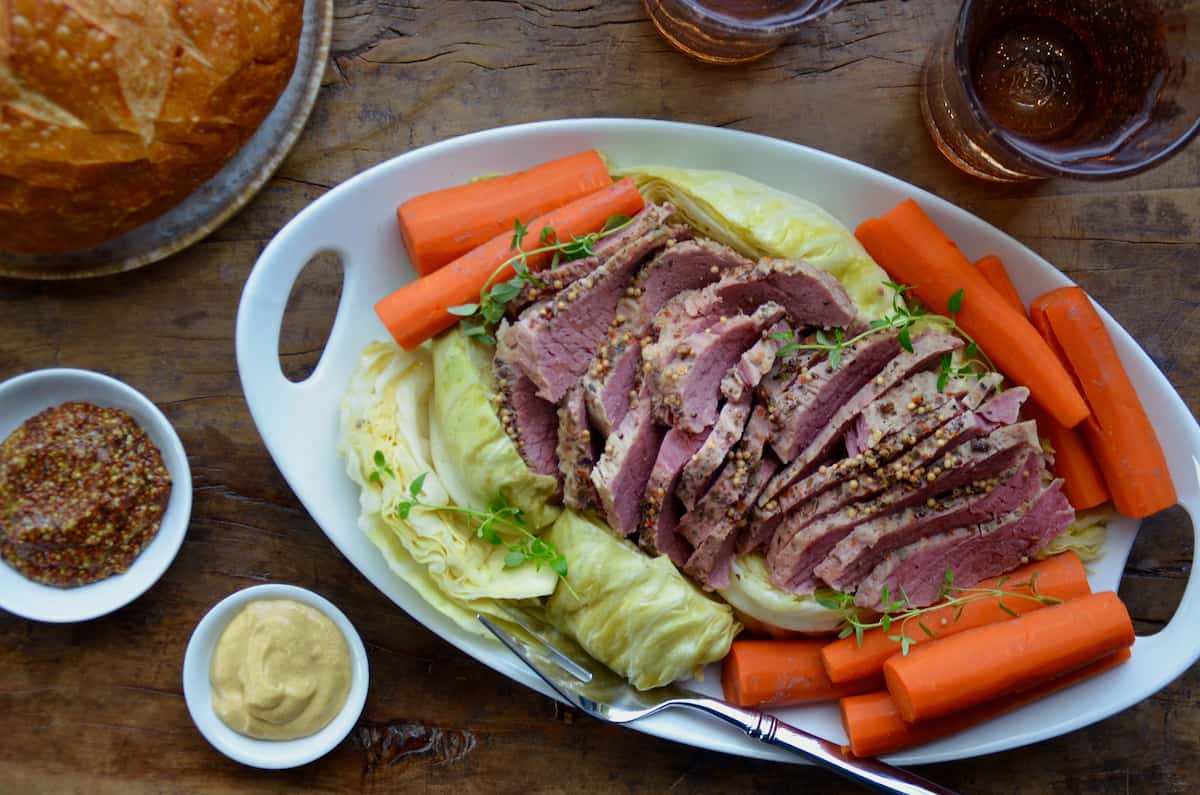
[[841, 648, 1131, 757], [974, 255, 1025, 314], [721, 640, 883, 708], [397, 150, 613, 276], [376, 178, 645, 350], [883, 591, 1134, 722], [821, 552, 1090, 684], [975, 255, 1109, 509], [1031, 287, 1176, 519], [855, 200, 1089, 428]]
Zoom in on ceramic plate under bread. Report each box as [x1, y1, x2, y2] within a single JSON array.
[[0, 0, 333, 281], [234, 119, 1200, 765]]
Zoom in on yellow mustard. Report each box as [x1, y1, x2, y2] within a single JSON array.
[[210, 599, 352, 740]]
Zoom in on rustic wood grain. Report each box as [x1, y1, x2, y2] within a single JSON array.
[[2, 1, 1197, 792]]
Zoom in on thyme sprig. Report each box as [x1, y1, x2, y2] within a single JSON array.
[[773, 282, 995, 391], [817, 568, 1061, 654], [369, 451, 570, 583], [450, 214, 634, 344]]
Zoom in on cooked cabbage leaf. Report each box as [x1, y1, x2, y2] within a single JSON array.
[[1037, 506, 1109, 563], [431, 328, 561, 530], [719, 553, 863, 634], [545, 510, 739, 690], [339, 340, 558, 629], [617, 165, 892, 319]]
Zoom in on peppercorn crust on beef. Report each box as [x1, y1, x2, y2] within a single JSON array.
[[0, 0, 302, 254]]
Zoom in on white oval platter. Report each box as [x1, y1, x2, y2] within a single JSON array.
[[235, 118, 1200, 765]]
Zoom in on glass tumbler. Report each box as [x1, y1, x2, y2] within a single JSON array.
[[921, 0, 1200, 181], [643, 0, 846, 65]]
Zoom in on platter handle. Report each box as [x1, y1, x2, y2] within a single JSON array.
[[1130, 484, 1200, 671]]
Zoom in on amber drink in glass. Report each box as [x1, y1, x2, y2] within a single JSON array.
[[644, 0, 845, 64], [921, 0, 1200, 181]]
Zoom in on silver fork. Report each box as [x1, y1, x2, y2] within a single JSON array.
[[479, 616, 958, 795]]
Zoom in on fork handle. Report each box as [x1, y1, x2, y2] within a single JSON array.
[[668, 698, 959, 795]]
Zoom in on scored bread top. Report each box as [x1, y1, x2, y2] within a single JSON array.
[[0, 0, 302, 255]]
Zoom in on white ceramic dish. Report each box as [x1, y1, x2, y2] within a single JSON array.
[[0, 368, 192, 622], [182, 583, 369, 769], [234, 119, 1200, 765]]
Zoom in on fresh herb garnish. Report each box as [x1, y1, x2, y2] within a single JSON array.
[[816, 568, 1059, 654], [451, 214, 635, 344], [773, 282, 994, 391], [369, 451, 570, 584]]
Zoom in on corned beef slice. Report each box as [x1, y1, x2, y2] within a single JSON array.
[[723, 320, 790, 402], [697, 258, 858, 329], [591, 396, 665, 537], [557, 383, 601, 511], [500, 224, 683, 403], [506, 203, 676, 316], [766, 332, 902, 464], [845, 371, 967, 457], [638, 427, 706, 566], [494, 354, 560, 480], [676, 395, 752, 511], [734, 453, 782, 554], [765, 330, 963, 496], [583, 239, 749, 435], [650, 303, 785, 433], [682, 406, 772, 588], [853, 481, 1073, 609], [816, 424, 1045, 589], [767, 420, 1041, 591]]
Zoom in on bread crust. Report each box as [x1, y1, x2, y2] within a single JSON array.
[[0, 0, 302, 254]]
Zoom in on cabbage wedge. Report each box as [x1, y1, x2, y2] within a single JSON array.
[[618, 165, 892, 318]]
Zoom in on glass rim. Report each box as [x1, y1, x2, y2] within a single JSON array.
[[950, 0, 1200, 180], [663, 0, 847, 37]]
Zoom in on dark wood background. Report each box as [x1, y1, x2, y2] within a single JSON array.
[[2, 1, 1197, 792]]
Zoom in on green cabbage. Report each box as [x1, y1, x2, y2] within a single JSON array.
[[1037, 506, 1109, 563], [719, 553, 861, 635], [545, 510, 739, 690], [339, 340, 558, 638], [617, 165, 893, 319], [430, 327, 560, 530]]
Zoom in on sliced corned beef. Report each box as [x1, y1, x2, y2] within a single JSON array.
[[767, 420, 1041, 591], [557, 382, 600, 512], [687, 258, 858, 329], [650, 303, 785, 433], [977, 386, 1029, 427], [506, 203, 676, 316], [676, 395, 752, 510], [766, 331, 901, 464], [582, 339, 642, 436], [735, 452, 782, 554], [681, 406, 772, 588], [763, 330, 963, 497], [814, 423, 1045, 590], [494, 354, 560, 481], [845, 371, 967, 457], [722, 320, 790, 402], [499, 224, 683, 403], [591, 394, 665, 537], [638, 427, 707, 566], [853, 481, 1073, 609]]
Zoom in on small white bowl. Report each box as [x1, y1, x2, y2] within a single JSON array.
[[182, 584, 369, 769], [0, 368, 192, 622]]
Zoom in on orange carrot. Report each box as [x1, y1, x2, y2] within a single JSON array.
[[974, 255, 1025, 314], [376, 178, 645, 350], [855, 199, 1089, 429], [721, 639, 883, 708], [976, 255, 1109, 509], [1031, 287, 1176, 519], [841, 648, 1131, 757], [821, 552, 1090, 684], [883, 591, 1134, 722], [397, 150, 613, 276]]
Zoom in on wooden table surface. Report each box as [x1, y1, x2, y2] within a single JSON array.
[[2, 1, 1197, 792]]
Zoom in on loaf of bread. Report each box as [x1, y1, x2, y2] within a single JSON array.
[[0, 1, 302, 255]]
